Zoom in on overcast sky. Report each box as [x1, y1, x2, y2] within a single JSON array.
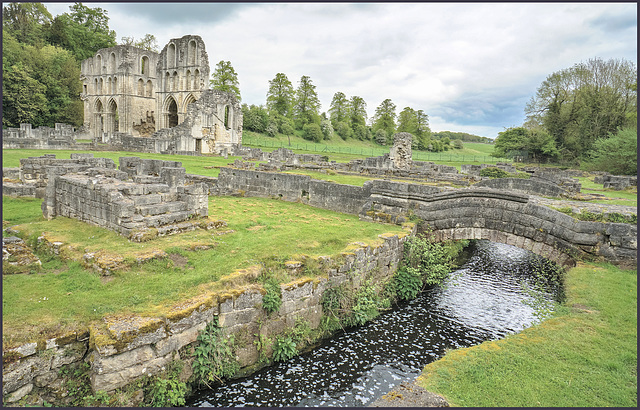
[[44, 2, 637, 139]]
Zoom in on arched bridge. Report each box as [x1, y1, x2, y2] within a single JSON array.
[[360, 183, 637, 267]]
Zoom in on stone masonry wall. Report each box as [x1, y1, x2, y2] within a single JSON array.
[[2, 227, 412, 403]]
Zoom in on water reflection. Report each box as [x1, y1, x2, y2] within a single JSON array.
[[188, 240, 562, 407]]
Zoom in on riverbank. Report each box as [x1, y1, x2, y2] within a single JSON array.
[[412, 261, 636, 407]]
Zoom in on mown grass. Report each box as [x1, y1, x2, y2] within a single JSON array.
[[575, 176, 637, 207], [242, 130, 502, 164], [417, 262, 637, 407], [2, 149, 242, 178], [2, 195, 406, 347]]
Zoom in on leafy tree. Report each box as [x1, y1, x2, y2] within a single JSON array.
[[2, 64, 49, 127], [374, 129, 387, 146], [46, 3, 117, 61], [266, 73, 294, 118], [328, 91, 349, 127], [492, 127, 559, 163], [525, 57, 637, 161], [241, 104, 269, 133], [121, 33, 158, 52], [349, 96, 367, 127], [210, 60, 241, 101], [2, 2, 52, 46], [584, 128, 637, 175], [302, 123, 323, 142], [372, 99, 396, 144], [452, 139, 464, 149], [293, 75, 321, 129], [320, 118, 334, 140], [335, 121, 352, 139], [352, 123, 370, 141], [432, 131, 490, 143]]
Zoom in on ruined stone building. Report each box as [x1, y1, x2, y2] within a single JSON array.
[[79, 34, 242, 154]]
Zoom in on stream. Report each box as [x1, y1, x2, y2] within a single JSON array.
[[187, 239, 563, 407]]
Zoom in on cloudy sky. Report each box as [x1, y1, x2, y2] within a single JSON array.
[[44, 2, 637, 139]]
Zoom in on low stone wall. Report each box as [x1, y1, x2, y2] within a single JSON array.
[[214, 167, 372, 215], [474, 177, 570, 198], [2, 227, 412, 403], [461, 162, 516, 175]]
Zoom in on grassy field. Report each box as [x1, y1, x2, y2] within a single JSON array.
[[242, 131, 502, 164], [417, 261, 637, 407], [2, 195, 406, 347]]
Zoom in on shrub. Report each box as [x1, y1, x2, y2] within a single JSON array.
[[479, 167, 510, 179], [393, 266, 423, 301], [302, 123, 323, 142]]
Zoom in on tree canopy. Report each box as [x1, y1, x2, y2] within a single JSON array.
[[266, 73, 294, 118], [210, 60, 241, 101], [492, 127, 559, 163], [525, 57, 637, 161], [372, 99, 397, 143], [293, 75, 321, 130]]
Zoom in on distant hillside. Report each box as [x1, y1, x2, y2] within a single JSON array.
[[433, 131, 493, 143]]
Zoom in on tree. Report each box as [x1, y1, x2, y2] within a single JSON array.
[[372, 99, 397, 144], [525, 57, 637, 161], [46, 3, 117, 61], [349, 96, 367, 127], [2, 2, 52, 46], [320, 118, 334, 140], [2, 64, 49, 127], [266, 73, 294, 118], [121, 33, 158, 52], [302, 123, 323, 142], [328, 91, 349, 127], [293, 75, 321, 129], [241, 104, 269, 133], [210, 60, 241, 101], [492, 127, 559, 163], [584, 128, 637, 175]]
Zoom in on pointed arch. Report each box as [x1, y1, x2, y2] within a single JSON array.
[[194, 69, 200, 90], [165, 72, 171, 92], [164, 96, 179, 128], [107, 98, 119, 132], [146, 80, 153, 97], [183, 93, 197, 115], [185, 70, 191, 91], [94, 98, 104, 138], [96, 54, 102, 75], [138, 78, 144, 96], [188, 40, 197, 65], [173, 71, 179, 92], [141, 55, 150, 75]]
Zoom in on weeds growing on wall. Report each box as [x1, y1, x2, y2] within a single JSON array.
[[191, 317, 239, 388], [392, 232, 467, 301], [553, 206, 637, 224], [261, 278, 282, 314], [143, 360, 189, 407], [273, 336, 297, 362]]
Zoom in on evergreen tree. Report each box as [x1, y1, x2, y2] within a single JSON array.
[[266, 73, 294, 118], [293, 75, 321, 129]]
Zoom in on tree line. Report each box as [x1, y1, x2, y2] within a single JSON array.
[[493, 57, 636, 174], [218, 67, 485, 151]]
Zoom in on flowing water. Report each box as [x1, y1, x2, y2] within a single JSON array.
[[187, 240, 563, 407]]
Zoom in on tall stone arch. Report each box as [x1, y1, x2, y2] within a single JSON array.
[[107, 98, 119, 132], [94, 99, 104, 139], [164, 96, 179, 128]]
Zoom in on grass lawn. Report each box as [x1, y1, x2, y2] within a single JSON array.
[[417, 261, 637, 407], [2, 149, 243, 178], [2, 195, 406, 348], [575, 176, 637, 207]]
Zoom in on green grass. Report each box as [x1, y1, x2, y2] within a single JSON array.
[[417, 262, 637, 407], [2, 195, 406, 347], [242, 131, 503, 164], [575, 176, 637, 207], [2, 149, 243, 178]]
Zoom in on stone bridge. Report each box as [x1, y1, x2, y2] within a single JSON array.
[[360, 182, 636, 267]]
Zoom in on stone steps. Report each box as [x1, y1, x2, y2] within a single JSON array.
[[136, 201, 188, 217], [143, 210, 193, 227]]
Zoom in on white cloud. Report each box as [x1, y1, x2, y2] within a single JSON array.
[[42, 2, 636, 139]]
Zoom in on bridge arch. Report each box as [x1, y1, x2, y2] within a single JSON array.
[[362, 184, 636, 268]]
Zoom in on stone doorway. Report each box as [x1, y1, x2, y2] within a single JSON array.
[[168, 98, 178, 128]]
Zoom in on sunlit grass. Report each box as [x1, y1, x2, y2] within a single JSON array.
[[2, 195, 405, 347], [576, 176, 637, 207], [418, 262, 637, 407]]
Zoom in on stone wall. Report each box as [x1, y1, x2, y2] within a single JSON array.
[[474, 177, 571, 198], [461, 162, 516, 175], [2, 123, 88, 150], [2, 227, 412, 403], [39, 156, 209, 240], [214, 167, 372, 215]]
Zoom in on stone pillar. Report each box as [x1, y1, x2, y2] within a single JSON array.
[[389, 132, 413, 170]]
